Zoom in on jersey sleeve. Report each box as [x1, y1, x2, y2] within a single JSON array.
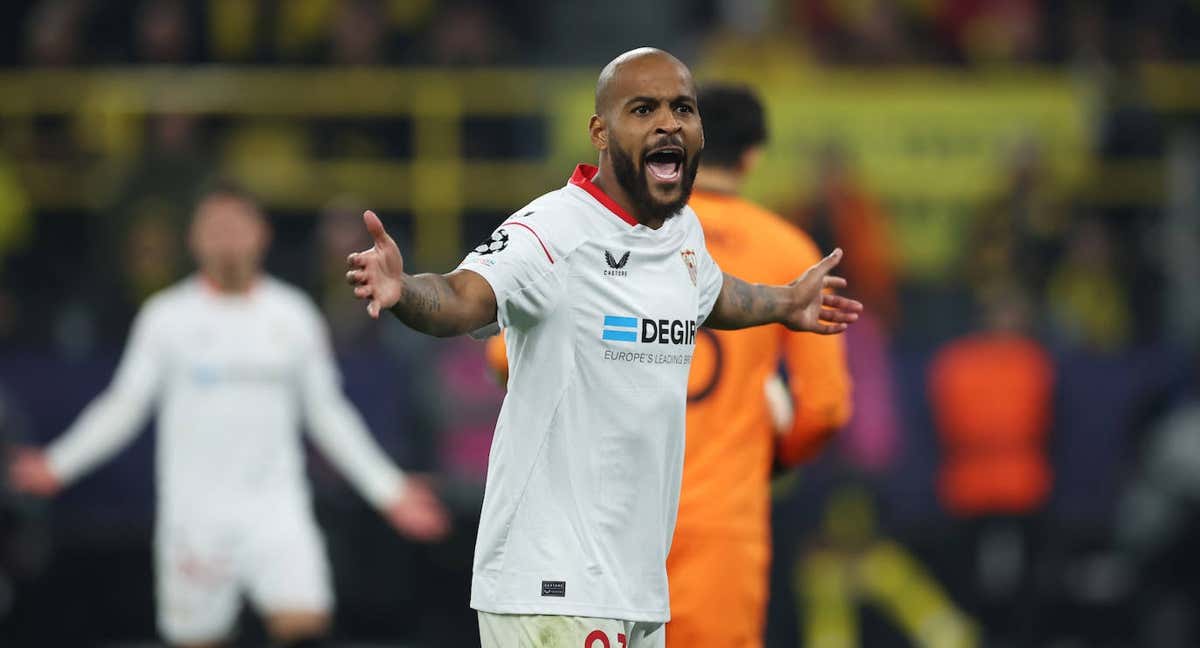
[[455, 218, 562, 330], [694, 240, 725, 325], [294, 299, 406, 508], [46, 300, 165, 484], [776, 235, 853, 466]]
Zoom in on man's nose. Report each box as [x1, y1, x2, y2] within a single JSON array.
[[654, 109, 682, 135]]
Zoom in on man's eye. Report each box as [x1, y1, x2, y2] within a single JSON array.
[[633, 105, 651, 115], [676, 105, 694, 113]]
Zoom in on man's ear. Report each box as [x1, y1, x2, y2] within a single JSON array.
[[589, 114, 608, 151]]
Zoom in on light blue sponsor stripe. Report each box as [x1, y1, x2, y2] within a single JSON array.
[[604, 315, 638, 328], [602, 329, 638, 342]]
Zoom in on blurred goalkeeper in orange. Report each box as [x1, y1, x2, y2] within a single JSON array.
[[486, 84, 853, 647]]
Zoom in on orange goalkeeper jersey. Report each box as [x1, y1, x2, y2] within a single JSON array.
[[668, 191, 852, 647], [677, 189, 852, 544]]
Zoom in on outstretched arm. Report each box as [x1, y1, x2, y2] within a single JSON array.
[[305, 399, 451, 539], [300, 344, 450, 542], [346, 211, 497, 337], [9, 307, 163, 496], [704, 248, 863, 333]]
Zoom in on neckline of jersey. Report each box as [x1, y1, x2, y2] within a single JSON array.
[[198, 273, 262, 299], [569, 164, 640, 227]]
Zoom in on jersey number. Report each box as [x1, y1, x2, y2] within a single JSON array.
[[687, 328, 724, 403], [584, 630, 627, 648]]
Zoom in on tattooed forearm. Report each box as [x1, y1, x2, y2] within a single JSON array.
[[390, 274, 452, 336], [730, 277, 764, 316], [387, 270, 497, 337], [705, 273, 790, 330], [396, 276, 440, 313]]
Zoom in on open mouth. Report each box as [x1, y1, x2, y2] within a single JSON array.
[[644, 146, 684, 184]]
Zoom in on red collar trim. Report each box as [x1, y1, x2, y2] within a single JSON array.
[[569, 164, 638, 227]]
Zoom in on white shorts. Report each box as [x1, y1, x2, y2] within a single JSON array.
[[478, 612, 665, 648], [155, 504, 333, 645]]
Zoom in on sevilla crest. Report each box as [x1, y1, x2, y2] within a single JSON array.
[[680, 249, 698, 286]]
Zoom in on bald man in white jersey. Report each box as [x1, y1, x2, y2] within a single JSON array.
[[344, 48, 864, 647], [9, 185, 449, 648]]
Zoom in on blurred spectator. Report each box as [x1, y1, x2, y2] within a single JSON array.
[[203, 0, 269, 63], [968, 139, 1067, 302], [309, 0, 411, 161], [936, 0, 1043, 65], [928, 286, 1054, 645], [18, 0, 92, 182], [795, 484, 977, 647], [1046, 217, 1132, 352], [794, 143, 900, 329], [930, 287, 1054, 517], [120, 210, 182, 305], [791, 0, 920, 64], [1065, 0, 1112, 103], [327, 0, 393, 65], [1089, 64, 1166, 345], [423, 1, 516, 66], [135, 0, 198, 64], [23, 0, 87, 67]]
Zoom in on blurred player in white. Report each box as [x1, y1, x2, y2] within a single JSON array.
[[344, 48, 863, 647], [7, 184, 449, 648]]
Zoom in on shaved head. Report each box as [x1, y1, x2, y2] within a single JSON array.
[[587, 47, 703, 228], [595, 47, 694, 116]]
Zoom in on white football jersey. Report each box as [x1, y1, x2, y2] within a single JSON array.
[[459, 164, 724, 622], [46, 277, 405, 524]]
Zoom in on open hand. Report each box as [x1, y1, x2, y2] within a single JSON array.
[[346, 211, 406, 319], [8, 447, 61, 497], [384, 476, 451, 542], [782, 248, 864, 334]]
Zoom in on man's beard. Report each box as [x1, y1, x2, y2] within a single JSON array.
[[609, 140, 701, 224]]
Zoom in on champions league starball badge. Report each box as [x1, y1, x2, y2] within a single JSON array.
[[474, 229, 510, 255], [680, 249, 698, 286]]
